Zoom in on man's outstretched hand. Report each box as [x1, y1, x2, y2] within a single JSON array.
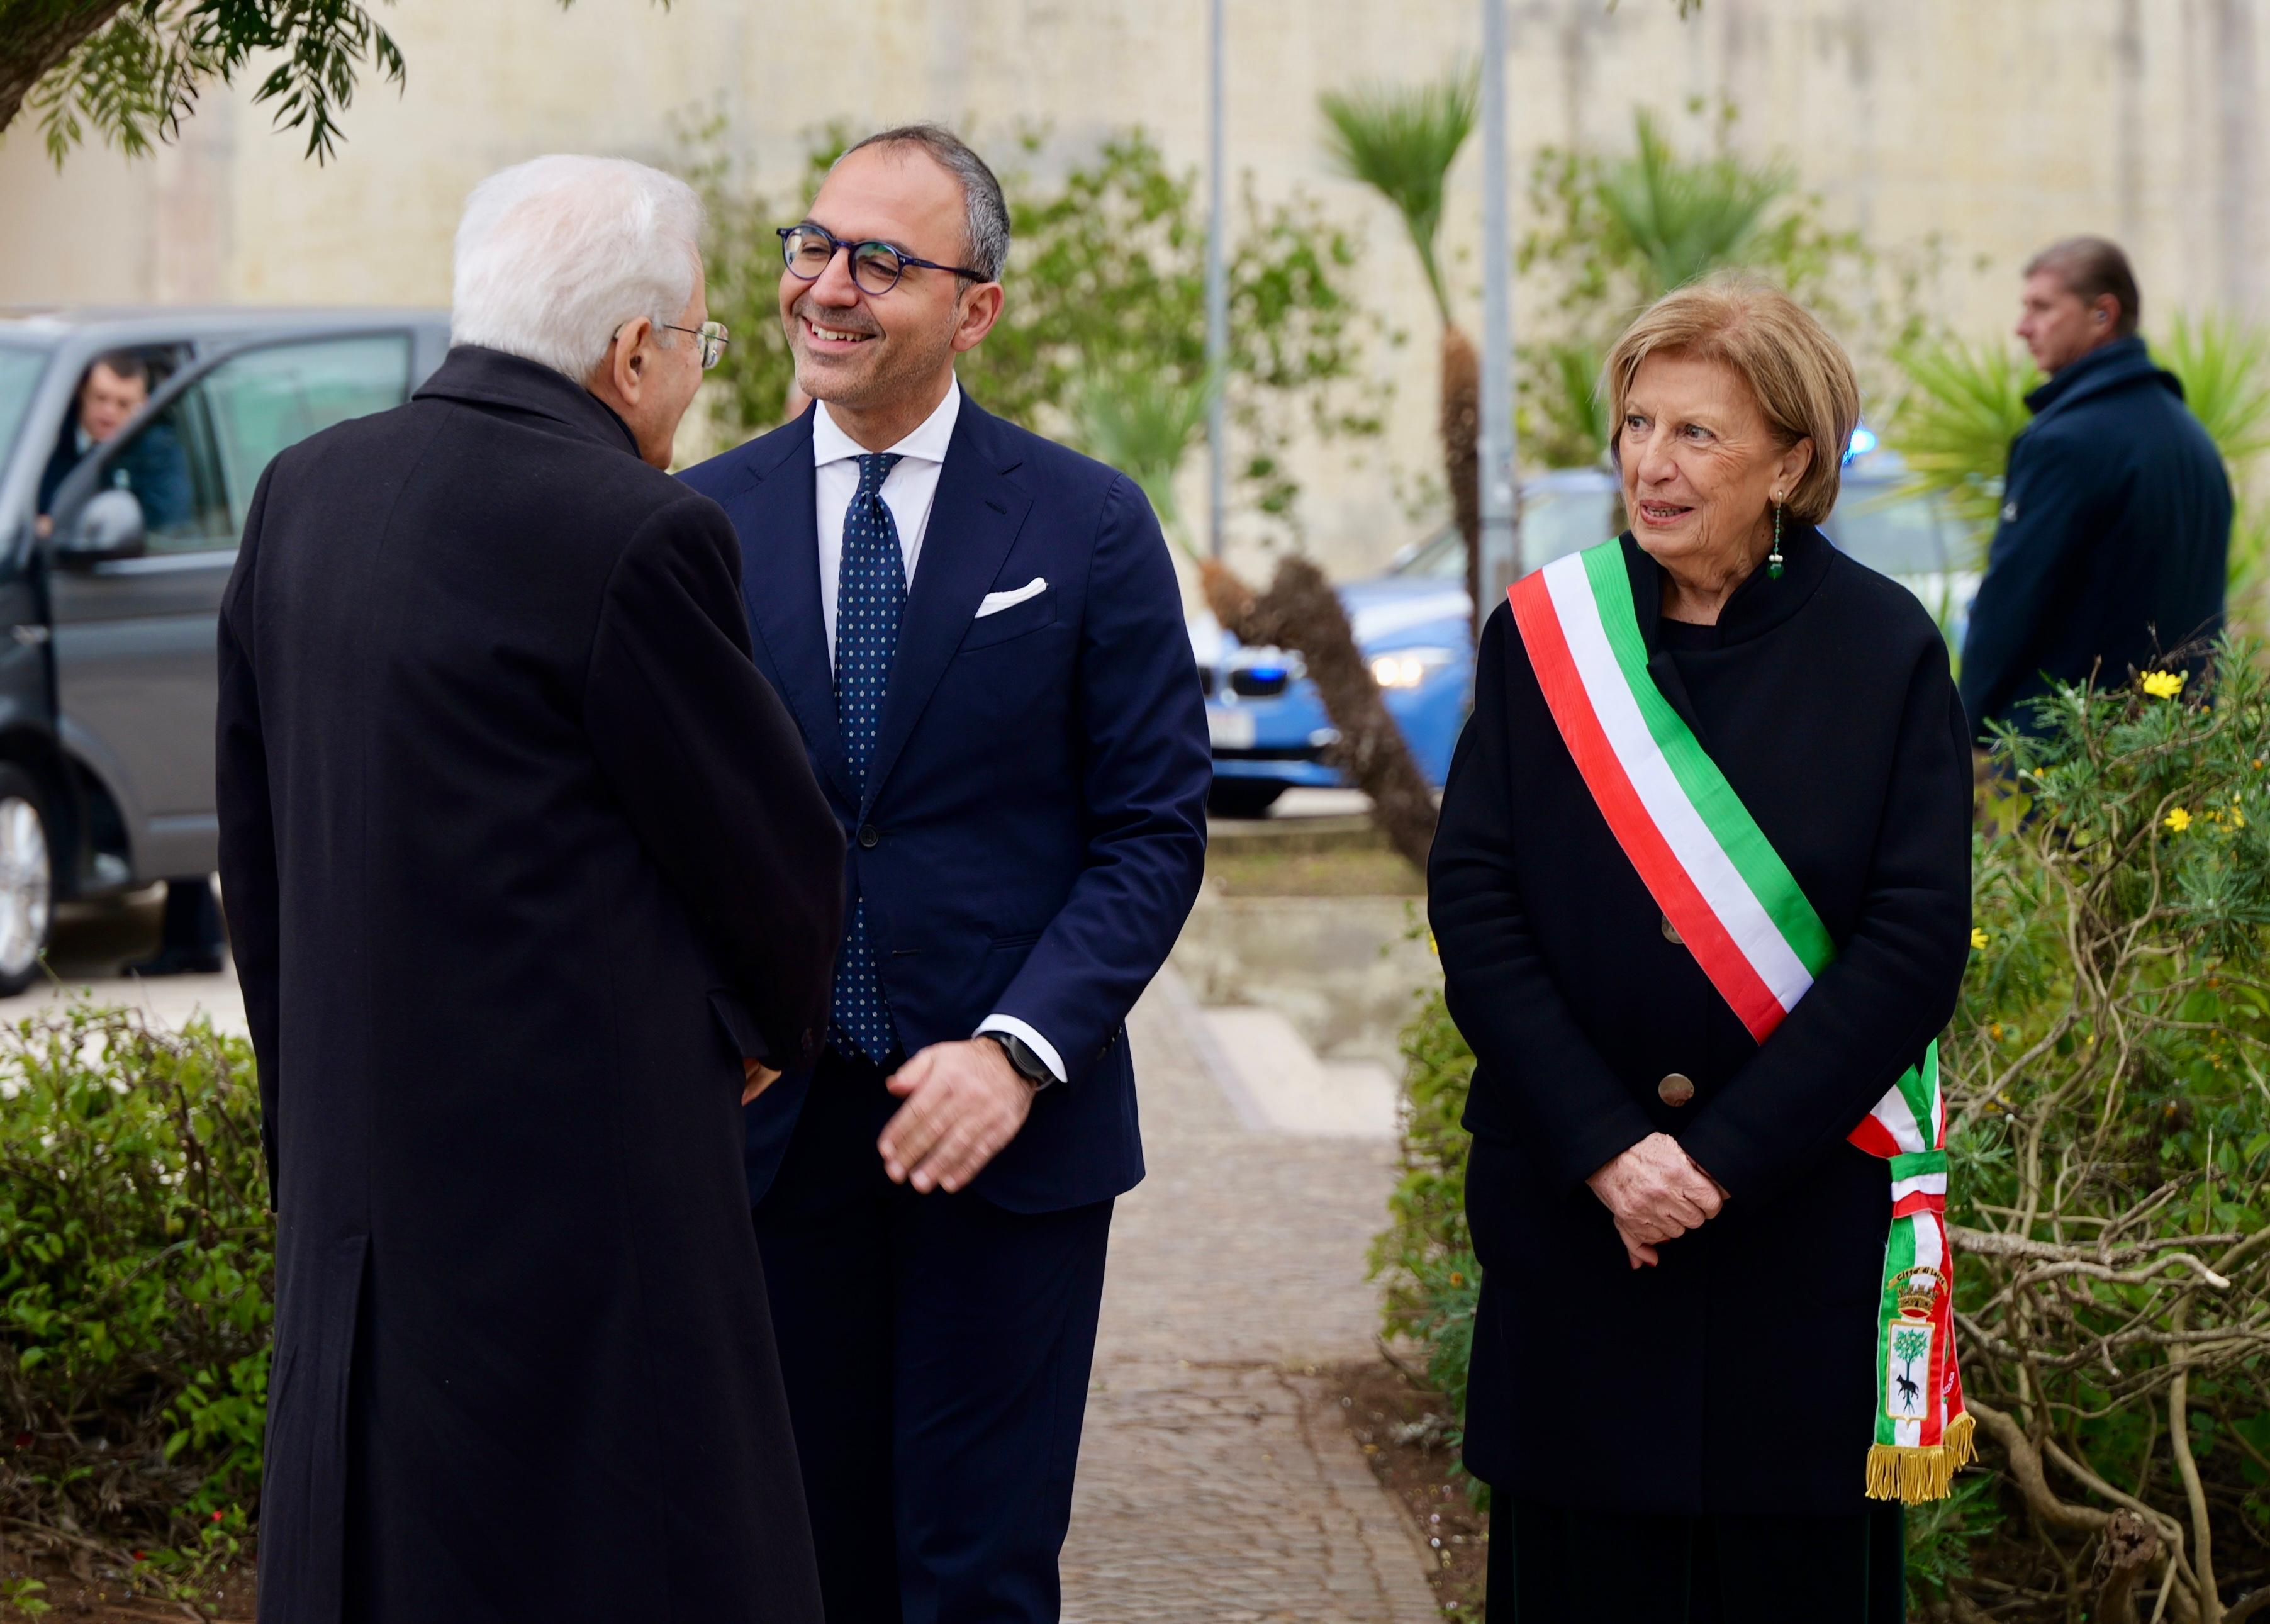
[[1587, 1133, 1725, 1269], [880, 1039, 1037, 1194]]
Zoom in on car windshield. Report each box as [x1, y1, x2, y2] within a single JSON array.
[[1389, 486, 1622, 581], [1825, 483, 1952, 576], [1520, 486, 1619, 569], [0, 346, 48, 472]]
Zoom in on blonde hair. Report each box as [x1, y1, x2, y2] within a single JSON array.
[[1602, 278, 1860, 524]]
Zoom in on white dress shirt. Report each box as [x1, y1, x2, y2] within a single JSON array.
[[813, 381, 959, 665], [812, 378, 1066, 1085]]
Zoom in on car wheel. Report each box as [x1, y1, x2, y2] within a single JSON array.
[[0, 767, 54, 997], [1207, 780, 1286, 819]]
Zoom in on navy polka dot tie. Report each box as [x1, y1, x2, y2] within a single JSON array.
[[831, 452, 905, 1062]]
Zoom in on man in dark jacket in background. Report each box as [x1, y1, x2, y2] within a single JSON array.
[[1959, 237, 2231, 736], [218, 155, 840, 1624]]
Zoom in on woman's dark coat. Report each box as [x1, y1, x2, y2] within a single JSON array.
[[1430, 525, 1972, 1516], [216, 347, 844, 1623]]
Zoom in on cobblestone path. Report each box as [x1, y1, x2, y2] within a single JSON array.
[[1058, 975, 1441, 1624]]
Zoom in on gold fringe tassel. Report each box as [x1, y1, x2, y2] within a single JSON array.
[[1864, 1442, 1960, 1504], [1943, 1411, 1977, 1470]]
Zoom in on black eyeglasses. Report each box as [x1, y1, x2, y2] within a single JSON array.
[[778, 223, 988, 296]]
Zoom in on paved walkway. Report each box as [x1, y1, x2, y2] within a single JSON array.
[[1061, 973, 1439, 1623]]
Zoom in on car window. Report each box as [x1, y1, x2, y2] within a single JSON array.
[[1519, 486, 1619, 569], [0, 347, 47, 472], [111, 333, 414, 556], [1391, 526, 1465, 581], [1825, 485, 1950, 578]]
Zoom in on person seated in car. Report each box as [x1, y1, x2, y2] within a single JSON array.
[[36, 351, 192, 537], [38, 353, 219, 975]]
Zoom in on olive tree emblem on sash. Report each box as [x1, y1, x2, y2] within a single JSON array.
[[1886, 1267, 1945, 1423]]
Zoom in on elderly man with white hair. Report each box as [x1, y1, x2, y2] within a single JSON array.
[[216, 155, 841, 1624]]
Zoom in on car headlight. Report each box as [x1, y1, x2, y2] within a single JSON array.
[[1368, 647, 1457, 690]]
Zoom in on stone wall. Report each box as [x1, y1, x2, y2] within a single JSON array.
[[4, 0, 2264, 579]]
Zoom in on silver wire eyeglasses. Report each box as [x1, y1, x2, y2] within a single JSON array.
[[661, 321, 730, 369]]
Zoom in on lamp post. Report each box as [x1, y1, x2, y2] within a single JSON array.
[[1477, 0, 1519, 608], [1205, 0, 1229, 559]]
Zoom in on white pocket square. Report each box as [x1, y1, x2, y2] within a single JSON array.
[[976, 577, 1048, 618]]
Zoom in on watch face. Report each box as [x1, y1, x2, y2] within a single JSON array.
[[990, 1033, 1049, 1085]]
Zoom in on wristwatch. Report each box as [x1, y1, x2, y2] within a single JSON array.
[[982, 1030, 1056, 1092]]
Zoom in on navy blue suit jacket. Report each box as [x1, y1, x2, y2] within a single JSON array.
[[682, 395, 1210, 1214]]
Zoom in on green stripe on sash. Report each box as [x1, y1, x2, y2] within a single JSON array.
[[1579, 545, 1839, 977]]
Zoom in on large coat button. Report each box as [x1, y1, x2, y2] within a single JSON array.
[[858, 824, 880, 849], [1661, 914, 1682, 945], [1657, 1072, 1696, 1107]]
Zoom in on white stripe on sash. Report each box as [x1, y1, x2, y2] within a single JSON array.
[[1541, 556, 1816, 1012]]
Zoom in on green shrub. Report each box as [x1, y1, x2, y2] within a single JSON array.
[[1947, 645, 2270, 1619], [0, 1006, 270, 1570], [1373, 983, 1473, 1398]]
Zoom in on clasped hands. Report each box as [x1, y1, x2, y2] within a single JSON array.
[[1586, 1133, 1727, 1271]]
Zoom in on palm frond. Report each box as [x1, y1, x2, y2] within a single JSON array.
[[1317, 64, 1479, 326], [1075, 367, 1219, 557], [1886, 337, 2038, 552], [1594, 111, 1790, 300], [2161, 312, 2270, 470]]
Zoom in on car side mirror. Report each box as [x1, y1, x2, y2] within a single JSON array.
[[55, 488, 147, 568]]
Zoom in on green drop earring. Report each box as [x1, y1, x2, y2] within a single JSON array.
[[1767, 495, 1786, 580]]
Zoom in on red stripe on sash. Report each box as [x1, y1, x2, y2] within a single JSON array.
[[1849, 1116, 1905, 1158], [1509, 580, 1786, 1043], [1890, 1190, 1945, 1219]]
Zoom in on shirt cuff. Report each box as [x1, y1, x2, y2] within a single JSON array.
[[974, 1014, 1068, 1084]]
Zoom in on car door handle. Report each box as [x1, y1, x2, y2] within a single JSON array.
[[11, 625, 48, 647]]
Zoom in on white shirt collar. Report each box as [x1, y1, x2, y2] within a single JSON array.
[[811, 378, 961, 469]]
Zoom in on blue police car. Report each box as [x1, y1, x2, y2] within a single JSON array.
[[1197, 442, 1974, 817]]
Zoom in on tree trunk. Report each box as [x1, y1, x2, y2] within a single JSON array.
[[0, 0, 131, 139], [1201, 556, 1438, 871], [1440, 325, 1482, 636]]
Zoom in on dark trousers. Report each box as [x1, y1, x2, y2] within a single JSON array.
[[1487, 1498, 1905, 1623], [751, 1047, 1114, 1624]]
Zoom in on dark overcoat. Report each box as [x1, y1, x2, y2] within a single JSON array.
[[1959, 335, 2231, 736], [1430, 525, 1972, 1516], [216, 347, 844, 1624]]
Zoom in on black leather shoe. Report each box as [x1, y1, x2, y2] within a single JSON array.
[[123, 946, 225, 977]]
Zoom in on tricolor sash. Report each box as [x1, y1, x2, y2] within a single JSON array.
[[1509, 540, 1974, 1504]]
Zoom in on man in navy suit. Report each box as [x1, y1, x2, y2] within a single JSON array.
[[681, 125, 1210, 1624]]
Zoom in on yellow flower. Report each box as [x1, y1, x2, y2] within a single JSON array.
[[1970, 927, 1989, 950], [2141, 670, 2186, 700], [2165, 807, 2194, 832]]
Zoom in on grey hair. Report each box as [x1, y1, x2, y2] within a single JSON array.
[[451, 154, 705, 382], [837, 125, 1010, 283]]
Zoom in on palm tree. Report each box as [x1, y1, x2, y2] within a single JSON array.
[[1075, 367, 1219, 557], [1320, 65, 1481, 630], [1597, 111, 1789, 301], [1075, 366, 1439, 862], [1522, 111, 1801, 473]]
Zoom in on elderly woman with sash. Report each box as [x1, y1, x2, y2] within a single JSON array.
[[1430, 279, 1976, 1622]]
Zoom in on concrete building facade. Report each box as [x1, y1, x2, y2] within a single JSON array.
[[3, 0, 2264, 576]]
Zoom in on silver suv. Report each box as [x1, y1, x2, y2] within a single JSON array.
[[0, 309, 452, 990]]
